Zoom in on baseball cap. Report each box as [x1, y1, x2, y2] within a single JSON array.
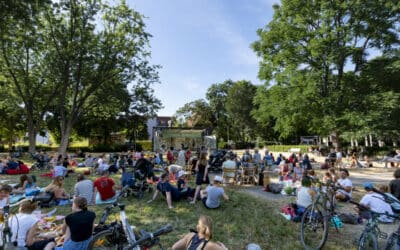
[[214, 175, 223, 183], [363, 182, 374, 190]]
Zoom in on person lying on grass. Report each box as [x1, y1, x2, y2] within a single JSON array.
[[148, 172, 181, 209], [172, 215, 228, 250], [200, 175, 229, 209]]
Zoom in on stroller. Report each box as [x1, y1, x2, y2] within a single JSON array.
[[121, 158, 154, 199]]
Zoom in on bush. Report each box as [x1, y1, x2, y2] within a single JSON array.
[[218, 141, 229, 149]]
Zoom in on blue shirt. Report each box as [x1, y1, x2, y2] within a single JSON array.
[[157, 181, 180, 201]]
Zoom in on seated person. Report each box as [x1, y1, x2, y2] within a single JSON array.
[[14, 174, 36, 194], [74, 174, 94, 206], [53, 161, 68, 178], [357, 182, 394, 223], [222, 154, 237, 183], [9, 200, 56, 250], [148, 173, 181, 209], [279, 162, 290, 181], [335, 169, 353, 202], [295, 177, 316, 215], [177, 170, 195, 200], [0, 184, 12, 209], [172, 215, 228, 250], [382, 149, 400, 168], [168, 164, 183, 180], [45, 176, 70, 205], [200, 176, 229, 209], [389, 169, 400, 200], [93, 170, 119, 204], [62, 197, 96, 250]]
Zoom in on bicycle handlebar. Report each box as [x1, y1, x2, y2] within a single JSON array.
[[128, 225, 173, 248]]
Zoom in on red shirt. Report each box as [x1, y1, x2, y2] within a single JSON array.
[[94, 176, 115, 200]]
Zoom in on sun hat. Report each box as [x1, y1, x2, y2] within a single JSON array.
[[177, 170, 188, 178], [214, 175, 223, 183]]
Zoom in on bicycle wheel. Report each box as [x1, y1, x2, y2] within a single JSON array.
[[358, 231, 378, 250], [88, 230, 126, 250], [300, 204, 328, 250], [385, 233, 400, 250]]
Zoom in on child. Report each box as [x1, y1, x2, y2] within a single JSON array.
[[176, 170, 194, 200], [0, 184, 12, 208]]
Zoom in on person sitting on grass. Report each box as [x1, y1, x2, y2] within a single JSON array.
[[53, 161, 68, 178], [10, 199, 56, 250], [0, 184, 12, 213], [176, 170, 195, 200], [93, 170, 119, 204], [389, 169, 400, 200], [62, 197, 96, 250], [45, 176, 70, 205], [200, 175, 229, 209], [172, 215, 228, 250], [74, 174, 94, 206], [295, 176, 316, 216], [335, 168, 353, 202], [148, 173, 181, 209], [356, 182, 394, 223], [14, 174, 35, 194]]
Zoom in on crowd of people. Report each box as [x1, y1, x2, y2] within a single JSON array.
[[1, 146, 400, 249]]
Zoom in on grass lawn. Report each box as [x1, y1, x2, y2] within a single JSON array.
[[0, 157, 361, 249]]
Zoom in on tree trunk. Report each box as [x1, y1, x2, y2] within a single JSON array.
[[27, 118, 36, 153], [58, 121, 73, 156]]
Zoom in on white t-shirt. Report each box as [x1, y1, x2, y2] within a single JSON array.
[[360, 192, 394, 222], [337, 178, 352, 197], [297, 186, 313, 208], [9, 213, 39, 247], [222, 160, 236, 177]]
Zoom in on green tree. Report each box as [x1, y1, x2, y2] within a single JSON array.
[[252, 0, 400, 145], [225, 80, 257, 142], [206, 80, 234, 141], [174, 99, 214, 128], [0, 0, 56, 152], [44, 0, 160, 155]]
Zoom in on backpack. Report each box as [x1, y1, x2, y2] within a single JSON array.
[[281, 204, 296, 218]]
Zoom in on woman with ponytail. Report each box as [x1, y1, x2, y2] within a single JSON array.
[[62, 197, 96, 250], [172, 215, 228, 250]]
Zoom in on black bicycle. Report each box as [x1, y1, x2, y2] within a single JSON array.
[[88, 188, 172, 250]]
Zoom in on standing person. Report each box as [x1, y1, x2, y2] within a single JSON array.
[[74, 174, 94, 205], [62, 197, 96, 250], [176, 148, 186, 167], [253, 149, 262, 170], [200, 176, 229, 209], [9, 200, 56, 250], [172, 215, 228, 250], [389, 169, 400, 200], [190, 152, 210, 204]]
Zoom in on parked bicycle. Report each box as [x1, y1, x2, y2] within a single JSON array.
[[88, 187, 173, 250], [300, 180, 340, 250]]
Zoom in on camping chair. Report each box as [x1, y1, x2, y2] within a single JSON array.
[[222, 168, 237, 185], [240, 165, 257, 185]]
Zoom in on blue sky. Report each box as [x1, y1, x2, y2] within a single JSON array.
[[129, 0, 278, 116]]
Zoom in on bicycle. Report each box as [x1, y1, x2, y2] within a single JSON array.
[[88, 187, 173, 250], [300, 180, 340, 250]]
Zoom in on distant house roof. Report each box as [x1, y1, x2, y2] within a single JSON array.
[[157, 116, 172, 127]]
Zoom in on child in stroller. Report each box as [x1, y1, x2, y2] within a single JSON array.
[[121, 158, 156, 198]]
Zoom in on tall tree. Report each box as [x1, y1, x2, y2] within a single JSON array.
[[0, 0, 56, 152], [253, 0, 400, 145], [44, 0, 160, 155], [206, 80, 234, 141], [225, 80, 257, 142], [175, 99, 214, 128]]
